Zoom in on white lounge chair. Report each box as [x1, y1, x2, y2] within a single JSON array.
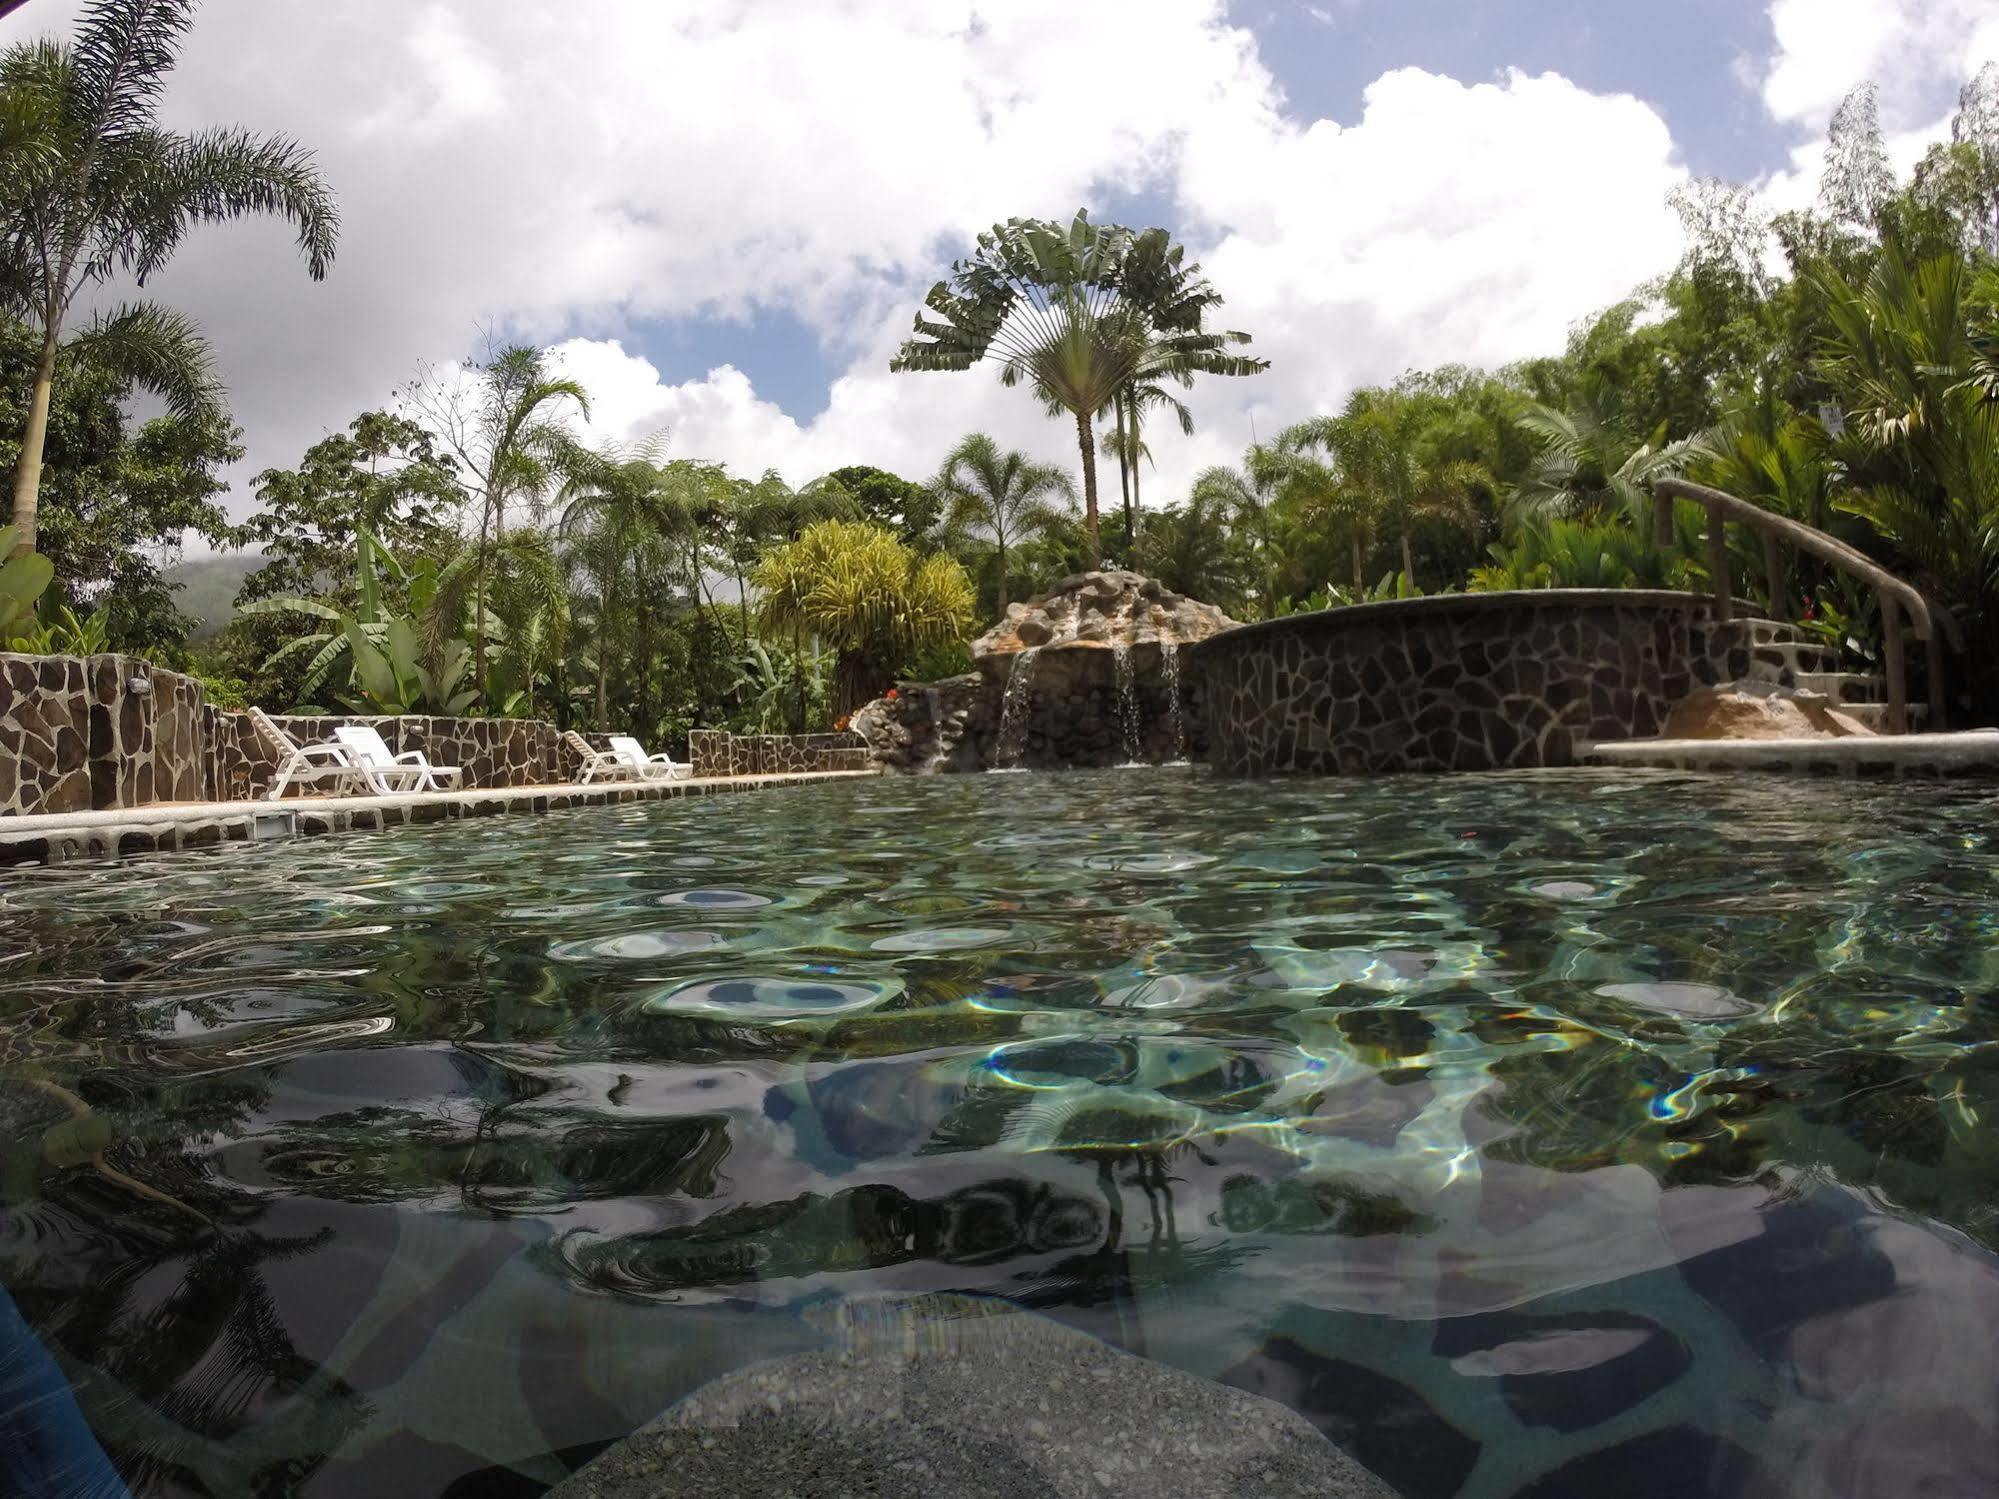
[[564, 729, 638, 784], [332, 723, 463, 794], [249, 707, 363, 801], [609, 735, 690, 781]]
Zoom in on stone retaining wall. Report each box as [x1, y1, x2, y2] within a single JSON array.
[[1, 651, 638, 815], [205, 710, 580, 801], [1194, 590, 1741, 775], [2, 653, 209, 815], [687, 728, 872, 777]]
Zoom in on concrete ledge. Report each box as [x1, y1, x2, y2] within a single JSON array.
[[0, 770, 878, 866], [1582, 728, 1999, 775]]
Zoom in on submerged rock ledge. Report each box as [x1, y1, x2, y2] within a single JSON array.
[[549, 1295, 1399, 1499]]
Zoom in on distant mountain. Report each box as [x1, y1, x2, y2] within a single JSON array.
[[164, 553, 264, 638]]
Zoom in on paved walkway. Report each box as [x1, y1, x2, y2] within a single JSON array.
[[1583, 728, 1999, 775], [0, 770, 878, 866]]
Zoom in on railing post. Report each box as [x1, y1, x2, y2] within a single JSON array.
[[1926, 636, 1948, 732], [1761, 532, 1789, 621], [1706, 505, 1732, 624], [1881, 591, 1907, 735]]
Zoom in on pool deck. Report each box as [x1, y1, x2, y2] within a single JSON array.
[[0, 769, 879, 866], [1583, 728, 1999, 775]]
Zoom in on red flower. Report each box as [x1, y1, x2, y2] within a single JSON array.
[[885, 688, 898, 701]]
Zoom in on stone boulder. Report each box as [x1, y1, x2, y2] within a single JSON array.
[[973, 570, 1237, 662], [548, 1294, 1400, 1499], [1660, 681, 1876, 741], [851, 674, 990, 774]]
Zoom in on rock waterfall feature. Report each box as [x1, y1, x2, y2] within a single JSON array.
[[853, 571, 1236, 773]]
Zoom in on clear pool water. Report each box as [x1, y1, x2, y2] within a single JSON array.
[[4, 768, 1999, 1497]]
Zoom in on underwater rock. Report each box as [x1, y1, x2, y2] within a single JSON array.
[[548, 1294, 1401, 1499]]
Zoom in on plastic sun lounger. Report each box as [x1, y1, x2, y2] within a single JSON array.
[[331, 724, 463, 794], [608, 735, 690, 781], [248, 707, 363, 801], [564, 730, 640, 784]]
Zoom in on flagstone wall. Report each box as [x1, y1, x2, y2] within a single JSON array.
[[3, 651, 598, 815], [687, 728, 872, 777]]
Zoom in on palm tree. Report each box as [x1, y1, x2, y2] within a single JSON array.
[[1510, 391, 1690, 527], [1287, 406, 1492, 590], [753, 520, 974, 714], [891, 212, 1265, 563], [406, 345, 587, 699], [1190, 444, 1290, 618], [1813, 247, 1999, 648], [559, 440, 670, 729], [1104, 379, 1194, 547], [1267, 444, 1380, 595], [1132, 489, 1246, 611], [1, 0, 338, 554], [705, 469, 855, 646], [933, 432, 1073, 612]]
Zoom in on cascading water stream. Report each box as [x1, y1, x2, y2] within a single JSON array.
[[919, 686, 948, 774], [1161, 642, 1187, 763], [1112, 643, 1142, 764], [992, 648, 1040, 769]]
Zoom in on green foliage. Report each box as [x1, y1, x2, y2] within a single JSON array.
[[754, 519, 975, 713], [822, 465, 939, 548], [0, 313, 241, 655], [1470, 515, 1700, 593], [0, 522, 53, 643], [1, 0, 336, 550], [15, 598, 110, 655], [933, 432, 1074, 613]]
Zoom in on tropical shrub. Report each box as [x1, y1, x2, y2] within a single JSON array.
[[753, 520, 975, 713]]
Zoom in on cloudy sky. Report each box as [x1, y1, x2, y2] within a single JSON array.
[[5, 0, 1996, 527]]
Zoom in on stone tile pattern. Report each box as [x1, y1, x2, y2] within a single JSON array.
[[687, 729, 872, 778], [1194, 592, 1746, 775], [0, 772, 851, 867]]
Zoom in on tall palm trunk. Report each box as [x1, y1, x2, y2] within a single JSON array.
[[8, 328, 60, 556], [996, 535, 1010, 614], [1350, 537, 1363, 592], [1129, 408, 1143, 531], [1073, 407, 1101, 565], [472, 501, 494, 699], [1113, 390, 1132, 550], [1400, 528, 1417, 589], [594, 572, 616, 731]]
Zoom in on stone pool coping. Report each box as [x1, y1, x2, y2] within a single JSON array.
[[1190, 587, 1720, 649], [0, 770, 879, 866], [1582, 728, 1999, 775]]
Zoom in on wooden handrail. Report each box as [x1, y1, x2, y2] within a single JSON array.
[[1651, 478, 1963, 734]]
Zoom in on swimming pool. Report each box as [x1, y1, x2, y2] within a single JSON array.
[[4, 767, 1998, 1496]]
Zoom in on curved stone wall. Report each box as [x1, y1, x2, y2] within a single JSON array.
[[1194, 590, 1742, 775]]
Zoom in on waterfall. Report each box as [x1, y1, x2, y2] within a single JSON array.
[[1161, 642, 1187, 763], [993, 648, 1040, 769], [919, 686, 948, 774], [1112, 642, 1141, 764]]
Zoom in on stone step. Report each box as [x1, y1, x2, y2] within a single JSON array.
[[1748, 640, 1840, 675], [1842, 701, 1932, 732], [1708, 616, 1811, 648], [1792, 671, 1888, 704]]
